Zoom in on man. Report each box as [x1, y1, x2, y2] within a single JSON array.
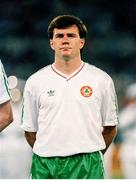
[[0, 60, 13, 132], [21, 15, 118, 179]]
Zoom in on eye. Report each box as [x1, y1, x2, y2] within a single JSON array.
[[68, 33, 76, 37], [55, 34, 63, 38]]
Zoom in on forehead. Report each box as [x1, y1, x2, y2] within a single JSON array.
[[53, 25, 79, 35]]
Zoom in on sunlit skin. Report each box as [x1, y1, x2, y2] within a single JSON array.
[[50, 25, 85, 75]]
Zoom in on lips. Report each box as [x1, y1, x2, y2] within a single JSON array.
[[60, 47, 72, 50]]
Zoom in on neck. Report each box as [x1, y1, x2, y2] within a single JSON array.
[[53, 57, 83, 75]]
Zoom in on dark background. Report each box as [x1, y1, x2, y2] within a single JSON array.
[[0, 0, 136, 103]]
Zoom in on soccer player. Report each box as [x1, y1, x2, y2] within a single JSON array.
[[0, 60, 13, 132], [21, 14, 118, 179]]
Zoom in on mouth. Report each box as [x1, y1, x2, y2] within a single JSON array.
[[60, 47, 72, 50]]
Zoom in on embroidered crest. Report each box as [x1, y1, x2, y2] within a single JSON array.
[[47, 90, 55, 96], [80, 85, 93, 97]]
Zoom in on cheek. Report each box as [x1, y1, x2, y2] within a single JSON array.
[[75, 41, 83, 50]]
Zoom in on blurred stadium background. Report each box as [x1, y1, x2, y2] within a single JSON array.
[[0, 0, 136, 178]]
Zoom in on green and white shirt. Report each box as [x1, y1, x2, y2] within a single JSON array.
[[0, 60, 10, 104], [21, 62, 118, 157]]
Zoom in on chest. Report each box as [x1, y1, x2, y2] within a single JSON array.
[[37, 76, 103, 109]]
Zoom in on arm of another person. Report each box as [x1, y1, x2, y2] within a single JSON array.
[[0, 100, 13, 132], [101, 125, 117, 154], [24, 131, 37, 148]]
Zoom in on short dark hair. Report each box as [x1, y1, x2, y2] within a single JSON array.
[[48, 15, 88, 39]]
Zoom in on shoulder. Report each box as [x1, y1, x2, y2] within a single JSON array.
[[25, 65, 51, 89], [27, 65, 51, 82], [86, 63, 113, 83], [0, 60, 7, 80], [0, 60, 4, 73]]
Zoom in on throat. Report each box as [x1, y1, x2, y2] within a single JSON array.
[[53, 60, 84, 76]]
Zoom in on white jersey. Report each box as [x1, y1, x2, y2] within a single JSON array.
[[119, 104, 136, 144], [0, 60, 10, 104], [118, 104, 136, 178], [21, 62, 118, 157]]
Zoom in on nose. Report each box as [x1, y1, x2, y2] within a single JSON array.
[[62, 35, 69, 44]]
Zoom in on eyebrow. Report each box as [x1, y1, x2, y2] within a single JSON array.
[[54, 33, 77, 38]]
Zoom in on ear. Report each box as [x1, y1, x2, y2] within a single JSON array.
[[80, 39, 85, 49], [50, 40, 55, 50]]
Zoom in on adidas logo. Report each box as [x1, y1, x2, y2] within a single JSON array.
[[47, 90, 55, 96]]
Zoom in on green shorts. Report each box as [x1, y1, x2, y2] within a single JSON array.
[[31, 151, 105, 179]]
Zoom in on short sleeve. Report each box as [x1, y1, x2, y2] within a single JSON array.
[[0, 60, 10, 104], [101, 77, 119, 126], [21, 80, 38, 132]]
